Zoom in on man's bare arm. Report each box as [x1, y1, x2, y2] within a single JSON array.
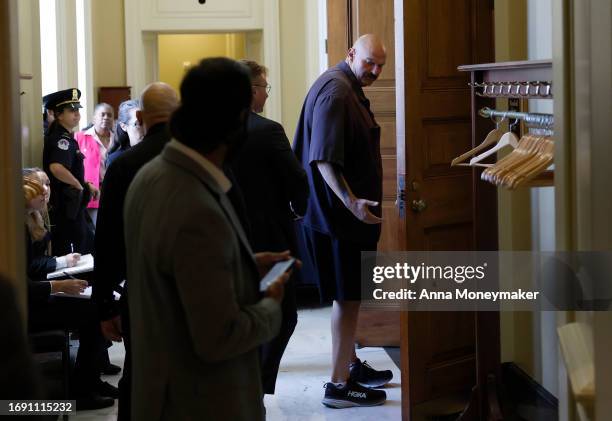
[[316, 161, 382, 224]]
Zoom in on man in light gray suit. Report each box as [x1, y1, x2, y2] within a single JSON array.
[[124, 58, 290, 420]]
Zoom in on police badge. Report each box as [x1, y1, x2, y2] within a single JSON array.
[[57, 138, 70, 150]]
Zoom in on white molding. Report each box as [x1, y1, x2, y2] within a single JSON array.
[[124, 0, 143, 96], [80, 0, 94, 122], [262, 0, 281, 122], [125, 0, 279, 118], [139, 0, 261, 31], [55, 0, 78, 90], [318, 0, 328, 75], [305, 0, 323, 87], [142, 31, 159, 93], [151, 0, 255, 20]]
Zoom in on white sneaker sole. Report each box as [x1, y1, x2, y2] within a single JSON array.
[[321, 398, 386, 409], [355, 379, 392, 388]]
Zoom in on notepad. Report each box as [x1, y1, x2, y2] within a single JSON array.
[[47, 253, 94, 279], [51, 286, 121, 301]]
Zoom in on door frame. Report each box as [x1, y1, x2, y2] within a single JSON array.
[[0, 0, 27, 319], [124, 0, 283, 123]]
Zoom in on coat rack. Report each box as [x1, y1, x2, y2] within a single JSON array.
[[453, 59, 554, 421]]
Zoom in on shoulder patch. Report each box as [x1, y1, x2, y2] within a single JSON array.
[[57, 138, 70, 151]]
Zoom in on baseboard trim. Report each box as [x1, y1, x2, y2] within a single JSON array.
[[502, 362, 558, 409]]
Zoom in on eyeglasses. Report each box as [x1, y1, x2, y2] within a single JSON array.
[[253, 84, 271, 94]]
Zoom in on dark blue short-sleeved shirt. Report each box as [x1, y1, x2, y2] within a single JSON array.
[[293, 61, 382, 244]]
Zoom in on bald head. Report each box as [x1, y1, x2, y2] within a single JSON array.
[[138, 82, 179, 132], [346, 34, 387, 86]]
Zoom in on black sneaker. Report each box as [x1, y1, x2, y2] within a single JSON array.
[[95, 380, 120, 399], [349, 358, 393, 388], [75, 392, 115, 411], [102, 363, 122, 375], [322, 380, 386, 408]]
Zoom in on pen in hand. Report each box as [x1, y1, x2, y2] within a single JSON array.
[[59, 273, 88, 294]]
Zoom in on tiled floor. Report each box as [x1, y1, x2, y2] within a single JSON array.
[[70, 306, 402, 420]]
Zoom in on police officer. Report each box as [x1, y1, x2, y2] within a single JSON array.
[[43, 88, 98, 256]]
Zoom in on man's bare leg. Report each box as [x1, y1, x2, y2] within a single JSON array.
[[330, 300, 360, 383]]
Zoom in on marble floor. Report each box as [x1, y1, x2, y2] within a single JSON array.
[[69, 306, 402, 420]]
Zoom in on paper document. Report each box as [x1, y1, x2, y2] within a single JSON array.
[[51, 286, 121, 301], [47, 253, 94, 279]]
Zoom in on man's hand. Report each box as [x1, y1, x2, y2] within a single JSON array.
[[347, 198, 383, 224], [265, 271, 290, 303], [52, 279, 88, 295], [101, 316, 123, 342], [254, 250, 302, 277], [63, 253, 81, 267], [316, 162, 383, 225]]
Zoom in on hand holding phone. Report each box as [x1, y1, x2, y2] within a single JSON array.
[[259, 258, 295, 293]]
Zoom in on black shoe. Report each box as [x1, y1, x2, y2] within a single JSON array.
[[102, 363, 122, 375], [349, 358, 393, 388], [95, 380, 120, 399], [75, 392, 115, 411], [322, 380, 386, 408]]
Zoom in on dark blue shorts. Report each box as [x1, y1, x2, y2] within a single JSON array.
[[298, 224, 377, 302]]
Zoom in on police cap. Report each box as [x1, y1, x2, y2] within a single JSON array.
[[42, 88, 82, 111]]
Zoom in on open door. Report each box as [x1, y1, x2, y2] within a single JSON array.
[[395, 0, 495, 419], [327, 0, 402, 347], [326, 4, 496, 416]]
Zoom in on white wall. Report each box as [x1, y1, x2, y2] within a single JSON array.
[[527, 0, 558, 399], [279, 0, 325, 139]]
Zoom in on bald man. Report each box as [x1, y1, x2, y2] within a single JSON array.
[[293, 34, 391, 408], [92, 82, 178, 421]]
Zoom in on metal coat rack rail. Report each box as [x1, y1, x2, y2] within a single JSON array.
[[478, 107, 554, 129]]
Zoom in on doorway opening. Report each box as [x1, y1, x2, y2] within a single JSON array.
[[156, 31, 263, 97]]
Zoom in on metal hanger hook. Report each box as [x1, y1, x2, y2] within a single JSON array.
[[509, 117, 519, 130], [491, 115, 504, 129]]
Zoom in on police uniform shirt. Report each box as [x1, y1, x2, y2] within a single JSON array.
[[43, 124, 86, 209], [293, 61, 383, 245]]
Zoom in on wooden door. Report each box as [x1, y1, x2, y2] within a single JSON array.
[[327, 0, 402, 347], [396, 0, 495, 419]]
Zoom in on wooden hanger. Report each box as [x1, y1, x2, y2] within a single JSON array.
[[508, 136, 554, 188], [481, 134, 553, 189], [451, 116, 505, 166], [499, 135, 549, 187], [468, 125, 519, 166], [482, 133, 540, 184]]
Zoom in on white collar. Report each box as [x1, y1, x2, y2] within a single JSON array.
[[84, 126, 114, 149], [167, 139, 232, 193]]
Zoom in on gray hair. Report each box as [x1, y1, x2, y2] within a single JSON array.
[[117, 99, 140, 124]]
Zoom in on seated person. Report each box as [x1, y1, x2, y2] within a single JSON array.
[[23, 171, 118, 410]]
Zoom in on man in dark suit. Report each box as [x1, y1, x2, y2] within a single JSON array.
[[92, 82, 179, 420], [124, 57, 290, 421], [230, 60, 309, 394]]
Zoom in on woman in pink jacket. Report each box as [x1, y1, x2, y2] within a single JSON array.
[[75, 103, 115, 225]]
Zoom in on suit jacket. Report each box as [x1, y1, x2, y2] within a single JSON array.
[[92, 123, 171, 319], [124, 144, 281, 421], [231, 112, 309, 253]]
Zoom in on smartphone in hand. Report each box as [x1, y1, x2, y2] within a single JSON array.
[[259, 258, 295, 292]]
